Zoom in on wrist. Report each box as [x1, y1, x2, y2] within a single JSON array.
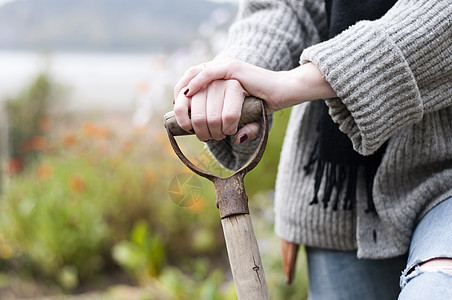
[[277, 62, 337, 109]]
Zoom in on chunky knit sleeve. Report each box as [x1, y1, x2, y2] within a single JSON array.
[[301, 0, 452, 156], [208, 0, 328, 170]]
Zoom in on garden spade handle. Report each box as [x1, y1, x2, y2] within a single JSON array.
[[164, 97, 263, 136], [164, 97, 270, 300]]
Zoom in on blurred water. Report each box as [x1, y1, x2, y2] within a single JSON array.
[[0, 50, 163, 112]]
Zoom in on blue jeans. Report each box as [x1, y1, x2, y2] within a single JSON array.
[[306, 197, 452, 300]]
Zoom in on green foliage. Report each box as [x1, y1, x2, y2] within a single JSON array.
[[0, 155, 109, 289], [112, 220, 166, 280], [0, 114, 226, 292], [0, 73, 308, 298], [6, 70, 61, 170], [149, 263, 236, 300]]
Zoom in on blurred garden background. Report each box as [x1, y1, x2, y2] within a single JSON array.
[[0, 0, 308, 299]]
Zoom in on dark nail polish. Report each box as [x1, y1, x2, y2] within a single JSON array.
[[203, 139, 211, 143], [239, 134, 248, 145], [183, 88, 189, 96], [188, 129, 195, 133], [173, 98, 175, 105]]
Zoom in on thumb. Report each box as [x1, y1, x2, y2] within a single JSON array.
[[235, 122, 261, 145]]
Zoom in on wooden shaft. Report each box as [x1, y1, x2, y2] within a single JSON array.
[[164, 97, 263, 136], [221, 214, 269, 300]]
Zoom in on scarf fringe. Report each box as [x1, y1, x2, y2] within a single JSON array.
[[304, 156, 377, 213]]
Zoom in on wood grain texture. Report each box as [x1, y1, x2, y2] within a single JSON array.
[[221, 214, 269, 300]]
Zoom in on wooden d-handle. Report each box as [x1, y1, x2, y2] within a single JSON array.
[[163, 97, 263, 136]]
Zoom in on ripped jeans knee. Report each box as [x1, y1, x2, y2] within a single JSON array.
[[399, 260, 452, 300], [401, 258, 452, 288], [399, 197, 452, 299]]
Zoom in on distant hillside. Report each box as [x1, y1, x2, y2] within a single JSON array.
[[0, 0, 236, 52]]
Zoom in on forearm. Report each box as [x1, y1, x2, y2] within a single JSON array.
[[274, 62, 337, 110]]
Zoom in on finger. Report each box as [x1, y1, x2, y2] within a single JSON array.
[[222, 80, 245, 136], [235, 122, 261, 145], [190, 88, 211, 142], [173, 89, 193, 133], [206, 81, 226, 140], [173, 64, 204, 99], [185, 61, 237, 97]]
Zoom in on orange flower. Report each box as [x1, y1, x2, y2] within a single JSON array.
[[38, 117, 52, 132], [83, 123, 96, 137], [37, 165, 53, 180], [30, 136, 48, 151], [96, 126, 109, 138], [83, 123, 109, 139], [8, 157, 24, 174], [121, 140, 134, 154], [68, 174, 86, 193], [63, 134, 76, 147]]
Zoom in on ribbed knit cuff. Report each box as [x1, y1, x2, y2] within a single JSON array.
[[375, 0, 452, 112], [301, 21, 423, 156]]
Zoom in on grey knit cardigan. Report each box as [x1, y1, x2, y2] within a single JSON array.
[[207, 0, 452, 259]]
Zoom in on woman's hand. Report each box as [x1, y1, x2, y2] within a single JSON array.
[[173, 56, 336, 143], [174, 78, 253, 143]]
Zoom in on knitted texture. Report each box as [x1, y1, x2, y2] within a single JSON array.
[[207, 0, 452, 259]]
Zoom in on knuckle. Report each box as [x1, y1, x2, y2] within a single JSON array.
[[196, 133, 210, 142], [173, 105, 186, 116], [210, 80, 221, 89], [179, 121, 192, 131], [191, 113, 206, 127], [228, 79, 241, 89], [207, 112, 222, 125], [228, 80, 244, 94], [223, 111, 240, 124], [201, 67, 213, 78]]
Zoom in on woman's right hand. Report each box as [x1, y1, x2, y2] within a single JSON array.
[[174, 76, 261, 144]]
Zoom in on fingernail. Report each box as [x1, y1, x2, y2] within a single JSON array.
[[188, 129, 195, 133], [203, 139, 211, 143], [239, 134, 248, 145], [183, 88, 189, 96], [173, 98, 175, 105]]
